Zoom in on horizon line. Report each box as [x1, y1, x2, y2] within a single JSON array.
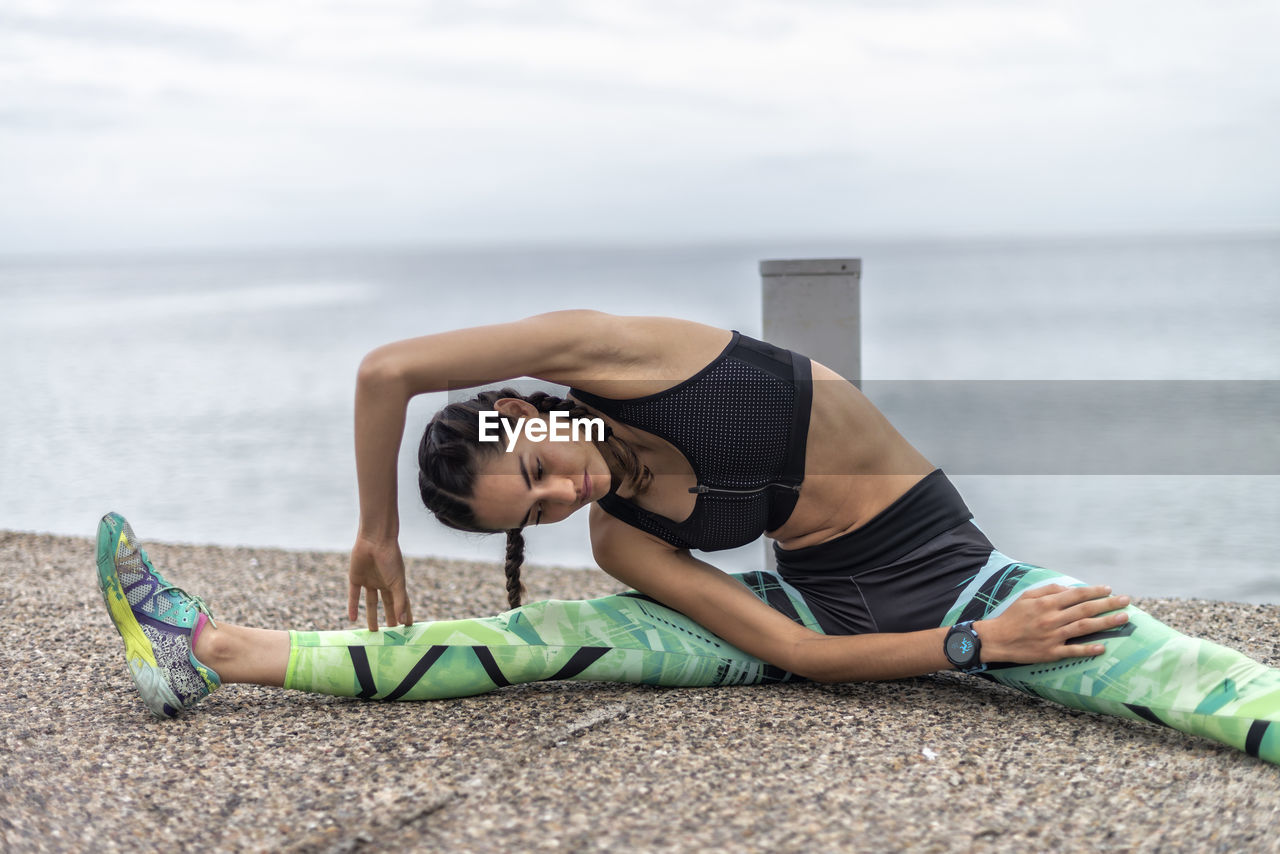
[[2, 225, 1278, 265]]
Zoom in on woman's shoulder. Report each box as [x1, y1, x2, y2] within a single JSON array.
[[540, 311, 728, 353], [546, 312, 734, 395]]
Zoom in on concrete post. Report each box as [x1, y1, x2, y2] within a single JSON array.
[[759, 258, 861, 567], [760, 258, 861, 385]]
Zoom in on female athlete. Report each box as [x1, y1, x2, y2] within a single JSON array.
[[96, 311, 1280, 764]]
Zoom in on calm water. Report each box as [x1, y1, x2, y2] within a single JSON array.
[[1, 235, 1277, 602]]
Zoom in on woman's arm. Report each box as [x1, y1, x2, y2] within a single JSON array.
[[348, 310, 709, 630], [354, 310, 624, 539], [347, 358, 413, 629], [356, 310, 630, 398], [352, 309, 718, 542], [348, 310, 616, 629], [590, 509, 1130, 682]]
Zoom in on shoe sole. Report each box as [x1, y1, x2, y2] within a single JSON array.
[[96, 513, 183, 718]]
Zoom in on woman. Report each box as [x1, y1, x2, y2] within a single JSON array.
[[97, 311, 1280, 763]]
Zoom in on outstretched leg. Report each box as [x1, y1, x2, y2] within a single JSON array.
[[101, 512, 1280, 766], [97, 513, 823, 714], [284, 574, 822, 701], [944, 553, 1280, 765]]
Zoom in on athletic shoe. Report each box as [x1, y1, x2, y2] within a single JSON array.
[[95, 512, 221, 718]]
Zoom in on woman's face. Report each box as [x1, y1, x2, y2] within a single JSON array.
[[468, 404, 612, 531]]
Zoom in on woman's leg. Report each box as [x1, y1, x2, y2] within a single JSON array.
[[107, 511, 1279, 765], [191, 580, 817, 699], [98, 513, 824, 713], [943, 553, 1280, 764], [283, 572, 823, 700], [192, 624, 289, 686]]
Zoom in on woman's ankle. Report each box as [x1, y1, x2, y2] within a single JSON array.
[[193, 622, 234, 672], [193, 623, 290, 687]]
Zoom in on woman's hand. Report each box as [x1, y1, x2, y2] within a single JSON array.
[[348, 535, 414, 631], [975, 584, 1131, 664]]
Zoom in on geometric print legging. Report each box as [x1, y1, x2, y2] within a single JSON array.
[[285, 558, 1280, 766]]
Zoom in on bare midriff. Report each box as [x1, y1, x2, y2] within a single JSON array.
[[770, 360, 935, 550]]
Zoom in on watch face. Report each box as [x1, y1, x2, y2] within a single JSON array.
[[946, 630, 977, 665]]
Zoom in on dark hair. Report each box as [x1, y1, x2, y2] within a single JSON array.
[[418, 388, 650, 609]]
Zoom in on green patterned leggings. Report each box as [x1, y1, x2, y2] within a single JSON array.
[[286, 565, 1280, 765]]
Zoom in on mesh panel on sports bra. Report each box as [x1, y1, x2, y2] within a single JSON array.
[[574, 333, 805, 552]]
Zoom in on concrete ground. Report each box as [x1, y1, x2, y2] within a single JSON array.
[[2, 528, 1278, 853]]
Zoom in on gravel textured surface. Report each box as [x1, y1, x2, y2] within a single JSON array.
[[2, 528, 1279, 853]]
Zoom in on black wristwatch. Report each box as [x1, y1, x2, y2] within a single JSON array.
[[944, 620, 987, 673]]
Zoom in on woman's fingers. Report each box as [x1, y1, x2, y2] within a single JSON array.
[[1058, 640, 1109, 658], [382, 579, 408, 627], [374, 587, 411, 628], [1056, 595, 1133, 658], [1017, 583, 1068, 600], [1067, 610, 1130, 637], [348, 538, 410, 629], [351, 583, 409, 630], [1061, 594, 1131, 625], [1045, 584, 1114, 606], [1033, 584, 1130, 623], [347, 582, 360, 623], [395, 590, 413, 627], [365, 586, 379, 632], [991, 582, 1134, 664]]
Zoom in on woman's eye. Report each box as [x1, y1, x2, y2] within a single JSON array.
[[536, 459, 544, 480]]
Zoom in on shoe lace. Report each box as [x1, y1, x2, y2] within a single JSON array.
[[140, 548, 219, 629], [164, 586, 218, 628]]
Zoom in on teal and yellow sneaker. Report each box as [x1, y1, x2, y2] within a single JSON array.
[[95, 512, 221, 718]]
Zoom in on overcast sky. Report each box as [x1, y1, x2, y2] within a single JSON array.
[[1, 0, 1277, 255]]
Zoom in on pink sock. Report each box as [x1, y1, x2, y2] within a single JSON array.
[[192, 612, 209, 649]]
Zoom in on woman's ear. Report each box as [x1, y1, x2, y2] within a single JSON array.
[[493, 397, 539, 419]]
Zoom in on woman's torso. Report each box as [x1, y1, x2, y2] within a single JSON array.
[[566, 318, 934, 552]]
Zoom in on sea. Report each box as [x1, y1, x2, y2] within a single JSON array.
[[1, 234, 1277, 603]]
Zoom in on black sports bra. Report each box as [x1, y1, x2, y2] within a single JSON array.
[[570, 331, 812, 551]]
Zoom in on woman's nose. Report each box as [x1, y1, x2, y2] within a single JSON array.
[[544, 476, 578, 504]]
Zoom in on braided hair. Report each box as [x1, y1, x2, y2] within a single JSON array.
[[418, 388, 651, 608]]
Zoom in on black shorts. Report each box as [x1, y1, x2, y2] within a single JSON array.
[[773, 469, 995, 635]]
